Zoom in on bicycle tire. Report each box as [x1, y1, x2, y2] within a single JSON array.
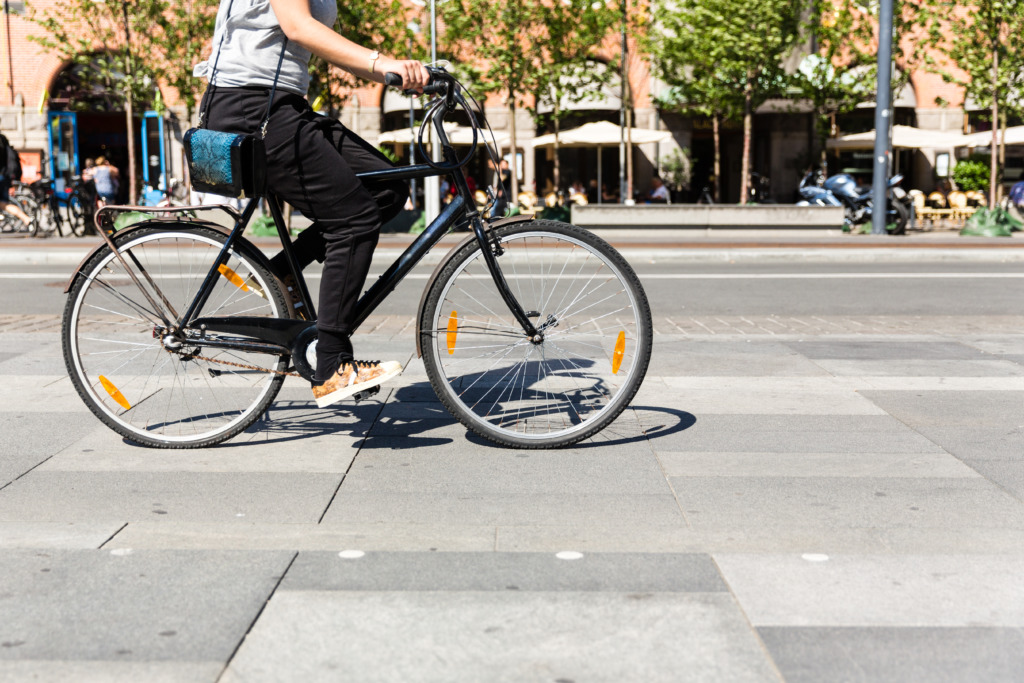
[[420, 220, 652, 448], [62, 223, 290, 448], [66, 194, 86, 236]]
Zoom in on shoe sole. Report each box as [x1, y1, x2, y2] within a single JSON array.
[[314, 363, 403, 408]]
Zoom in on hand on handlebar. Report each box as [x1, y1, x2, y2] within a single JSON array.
[[378, 58, 430, 93]]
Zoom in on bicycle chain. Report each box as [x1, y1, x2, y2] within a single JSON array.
[[180, 350, 302, 378]]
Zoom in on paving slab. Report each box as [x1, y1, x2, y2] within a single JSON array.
[[784, 340, 991, 361], [0, 661, 223, 683], [0, 472, 343, 523], [759, 626, 1024, 683], [810, 358, 1024, 377], [670, 476, 1024, 530], [0, 549, 293, 661], [714, 554, 1024, 627], [649, 340, 830, 377], [0, 412, 99, 486], [862, 390, 1024, 429], [656, 383, 886, 416], [321, 491, 686, 527], [0, 375, 92, 413], [657, 451, 981, 479], [343, 447, 669, 495], [0, 522, 124, 549], [111, 521, 498, 551], [223, 591, 779, 683], [651, 414, 945, 454], [282, 551, 727, 592]]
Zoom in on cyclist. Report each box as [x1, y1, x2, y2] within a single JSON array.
[[195, 0, 429, 407]]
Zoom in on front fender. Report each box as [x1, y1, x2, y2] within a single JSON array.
[[414, 213, 535, 358]]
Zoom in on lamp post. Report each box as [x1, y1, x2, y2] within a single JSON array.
[[871, 0, 894, 235]]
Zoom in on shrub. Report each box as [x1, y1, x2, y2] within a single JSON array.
[[952, 155, 991, 192]]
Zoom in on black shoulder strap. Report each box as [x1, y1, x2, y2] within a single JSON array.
[[198, 0, 288, 137]]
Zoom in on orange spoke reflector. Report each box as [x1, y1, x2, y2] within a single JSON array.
[[446, 311, 458, 355], [98, 375, 131, 410], [218, 264, 250, 293], [611, 330, 626, 374]]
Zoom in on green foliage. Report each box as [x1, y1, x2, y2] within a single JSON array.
[[377, 145, 399, 164], [27, 0, 169, 113], [660, 148, 693, 191], [960, 206, 1022, 236], [953, 155, 991, 192], [911, 0, 1024, 119]]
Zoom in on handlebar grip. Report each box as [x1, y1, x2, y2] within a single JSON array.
[[384, 72, 403, 87]]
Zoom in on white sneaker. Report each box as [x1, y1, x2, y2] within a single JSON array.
[[311, 360, 402, 408]]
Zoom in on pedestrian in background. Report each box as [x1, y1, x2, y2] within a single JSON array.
[[0, 131, 32, 227], [92, 157, 119, 206]]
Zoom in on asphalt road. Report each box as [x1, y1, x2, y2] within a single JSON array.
[[2, 253, 1023, 320]]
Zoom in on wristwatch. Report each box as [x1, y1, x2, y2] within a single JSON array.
[[368, 50, 381, 74]]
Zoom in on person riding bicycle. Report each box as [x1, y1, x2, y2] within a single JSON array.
[[194, 0, 429, 407]]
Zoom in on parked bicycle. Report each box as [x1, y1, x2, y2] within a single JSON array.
[[60, 67, 653, 449]]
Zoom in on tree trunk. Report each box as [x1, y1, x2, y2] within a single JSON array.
[[122, 1, 137, 204], [740, 73, 753, 204], [990, 46, 998, 209], [712, 115, 721, 203], [125, 97, 137, 205]]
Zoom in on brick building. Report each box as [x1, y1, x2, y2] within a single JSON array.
[[0, 1, 994, 205]]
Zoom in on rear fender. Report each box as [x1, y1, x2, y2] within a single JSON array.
[[413, 213, 535, 358]]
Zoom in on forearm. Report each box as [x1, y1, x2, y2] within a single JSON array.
[[281, 16, 384, 83]]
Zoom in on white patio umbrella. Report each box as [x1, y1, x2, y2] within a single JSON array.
[[530, 121, 673, 203], [826, 125, 969, 150], [957, 125, 1024, 147]]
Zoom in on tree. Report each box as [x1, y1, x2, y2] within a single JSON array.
[[792, 0, 876, 171], [29, 0, 169, 203], [438, 0, 542, 202], [913, 0, 1024, 207], [146, 0, 219, 124], [530, 1, 619, 191], [648, 0, 802, 203]]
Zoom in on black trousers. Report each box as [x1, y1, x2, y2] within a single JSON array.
[[201, 87, 408, 378]]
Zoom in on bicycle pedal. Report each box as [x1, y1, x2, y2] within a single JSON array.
[[351, 385, 381, 402]]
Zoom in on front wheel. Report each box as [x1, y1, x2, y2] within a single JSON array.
[[420, 220, 653, 448]]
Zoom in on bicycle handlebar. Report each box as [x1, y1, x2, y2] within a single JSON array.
[[384, 68, 449, 96]]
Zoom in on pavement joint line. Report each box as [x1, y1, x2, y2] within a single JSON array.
[[96, 522, 129, 550], [316, 383, 397, 525], [217, 551, 298, 682]]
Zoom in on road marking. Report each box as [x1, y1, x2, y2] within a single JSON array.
[[4, 272, 1024, 280]]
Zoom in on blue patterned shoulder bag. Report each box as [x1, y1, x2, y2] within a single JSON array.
[[184, 0, 287, 199]]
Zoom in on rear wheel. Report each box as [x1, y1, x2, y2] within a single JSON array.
[[62, 224, 289, 448], [420, 220, 652, 448]]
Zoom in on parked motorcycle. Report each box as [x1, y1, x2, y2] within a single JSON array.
[[797, 170, 911, 234]]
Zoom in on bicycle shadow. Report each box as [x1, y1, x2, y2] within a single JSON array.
[[214, 377, 695, 451]]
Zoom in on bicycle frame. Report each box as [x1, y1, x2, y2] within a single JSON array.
[[97, 89, 540, 368]]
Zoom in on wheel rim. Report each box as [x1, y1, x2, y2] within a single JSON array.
[[68, 231, 284, 444], [429, 230, 646, 441]]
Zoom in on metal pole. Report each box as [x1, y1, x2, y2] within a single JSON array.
[[424, 0, 440, 222], [408, 36, 417, 210], [871, 0, 894, 235]]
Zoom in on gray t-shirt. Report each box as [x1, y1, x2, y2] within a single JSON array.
[[193, 0, 338, 96]]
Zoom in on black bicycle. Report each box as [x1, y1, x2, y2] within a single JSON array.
[[60, 67, 653, 449]]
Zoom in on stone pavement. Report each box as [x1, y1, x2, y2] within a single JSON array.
[[1, 284, 1024, 679]]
